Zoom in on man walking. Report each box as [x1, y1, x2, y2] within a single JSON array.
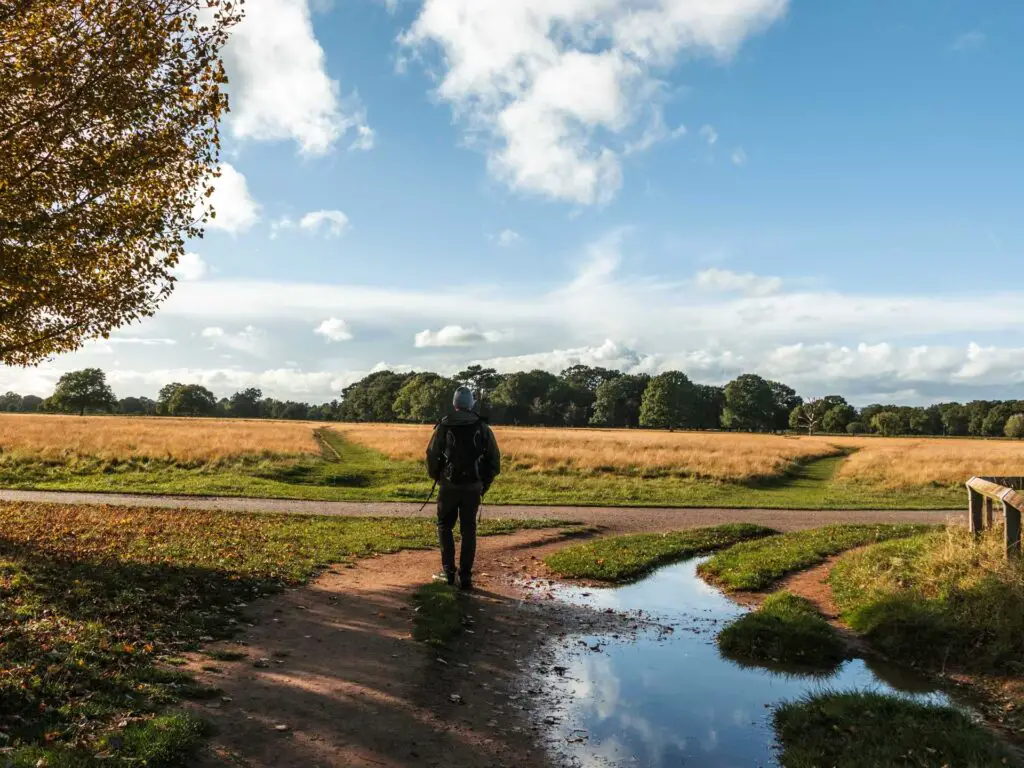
[[426, 386, 501, 591]]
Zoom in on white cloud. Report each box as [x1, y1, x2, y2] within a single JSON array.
[[314, 317, 354, 342], [200, 325, 267, 356], [300, 210, 350, 238], [222, 0, 372, 155], [493, 229, 521, 247], [415, 325, 503, 347], [272, 209, 350, 239], [694, 267, 781, 296], [624, 108, 686, 156], [201, 164, 260, 235], [731, 147, 747, 166], [401, 0, 787, 204], [699, 124, 719, 146], [172, 252, 209, 282], [951, 30, 986, 53]]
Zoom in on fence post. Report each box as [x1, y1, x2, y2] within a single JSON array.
[[985, 497, 994, 528], [969, 487, 984, 535], [1005, 502, 1022, 559]]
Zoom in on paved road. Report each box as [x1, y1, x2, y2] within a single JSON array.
[[0, 488, 959, 534]]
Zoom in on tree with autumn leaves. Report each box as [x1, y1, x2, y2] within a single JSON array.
[[0, 0, 242, 366]]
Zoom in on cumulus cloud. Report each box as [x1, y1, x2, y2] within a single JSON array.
[[171, 252, 209, 282], [314, 317, 354, 342], [222, 0, 373, 155], [200, 325, 267, 356], [415, 325, 504, 348], [201, 164, 260, 235], [694, 267, 781, 296], [401, 0, 786, 204], [272, 209, 350, 239], [699, 124, 719, 146]]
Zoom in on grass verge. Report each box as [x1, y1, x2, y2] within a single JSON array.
[[698, 524, 936, 591], [412, 582, 463, 647], [830, 527, 1024, 675], [773, 691, 1014, 768], [544, 524, 776, 582], [0, 501, 554, 762], [717, 592, 845, 671]]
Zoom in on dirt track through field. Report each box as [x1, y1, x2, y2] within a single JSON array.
[[0, 489, 957, 533]]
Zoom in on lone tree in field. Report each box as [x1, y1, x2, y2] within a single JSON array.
[[0, 1, 242, 366], [49, 368, 116, 415], [639, 371, 697, 429], [167, 384, 217, 417]]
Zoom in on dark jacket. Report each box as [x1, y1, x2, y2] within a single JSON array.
[[426, 409, 501, 488]]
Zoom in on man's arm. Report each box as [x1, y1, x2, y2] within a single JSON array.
[[482, 425, 501, 484], [426, 425, 444, 481]]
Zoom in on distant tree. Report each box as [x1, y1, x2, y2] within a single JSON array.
[[822, 404, 857, 434], [117, 396, 158, 416], [394, 373, 459, 423], [454, 365, 503, 413], [693, 384, 726, 430], [490, 370, 559, 425], [50, 368, 116, 415], [909, 406, 942, 436], [167, 384, 216, 417], [0, 391, 22, 412], [790, 398, 830, 435], [845, 420, 868, 435], [229, 387, 263, 419], [0, 1, 241, 366], [276, 401, 310, 420], [721, 374, 776, 432], [871, 411, 903, 437], [858, 404, 887, 431], [560, 365, 619, 393], [638, 372, 697, 429], [19, 394, 43, 413], [590, 374, 651, 428], [982, 403, 1015, 437], [769, 381, 803, 431], [338, 371, 415, 422], [156, 382, 186, 416], [939, 403, 970, 436], [1005, 414, 1024, 440], [966, 400, 996, 436]]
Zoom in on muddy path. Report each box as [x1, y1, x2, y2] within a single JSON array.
[[183, 527, 626, 768], [0, 489, 956, 535]]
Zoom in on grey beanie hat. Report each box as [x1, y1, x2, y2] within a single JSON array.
[[453, 386, 476, 410]]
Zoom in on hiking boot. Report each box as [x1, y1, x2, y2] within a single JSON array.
[[457, 572, 473, 592]]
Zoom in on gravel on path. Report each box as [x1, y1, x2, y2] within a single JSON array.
[[0, 488, 958, 534]]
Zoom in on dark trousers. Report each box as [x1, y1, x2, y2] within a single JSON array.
[[437, 484, 481, 577]]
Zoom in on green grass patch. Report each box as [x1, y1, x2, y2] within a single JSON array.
[[412, 582, 463, 647], [0, 432, 963, 509], [717, 592, 845, 671], [774, 691, 1014, 768], [831, 528, 1024, 676], [698, 524, 937, 591], [0, 501, 553, 759], [545, 524, 776, 582]]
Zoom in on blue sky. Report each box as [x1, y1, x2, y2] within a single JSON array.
[[5, 0, 1024, 405]]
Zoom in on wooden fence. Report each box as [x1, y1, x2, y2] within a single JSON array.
[[967, 476, 1024, 558]]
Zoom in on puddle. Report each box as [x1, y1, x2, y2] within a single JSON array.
[[533, 557, 952, 768]]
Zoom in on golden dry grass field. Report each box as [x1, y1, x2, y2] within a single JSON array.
[[0, 413, 319, 461], [0, 413, 1019, 506]]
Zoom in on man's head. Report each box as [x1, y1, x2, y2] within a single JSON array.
[[453, 386, 476, 411]]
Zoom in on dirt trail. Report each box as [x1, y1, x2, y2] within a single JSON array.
[[185, 528, 606, 768], [0, 488, 956, 534]]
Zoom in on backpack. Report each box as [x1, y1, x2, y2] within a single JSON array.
[[440, 422, 486, 485]]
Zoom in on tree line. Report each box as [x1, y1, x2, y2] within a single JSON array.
[[4, 365, 1024, 439]]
